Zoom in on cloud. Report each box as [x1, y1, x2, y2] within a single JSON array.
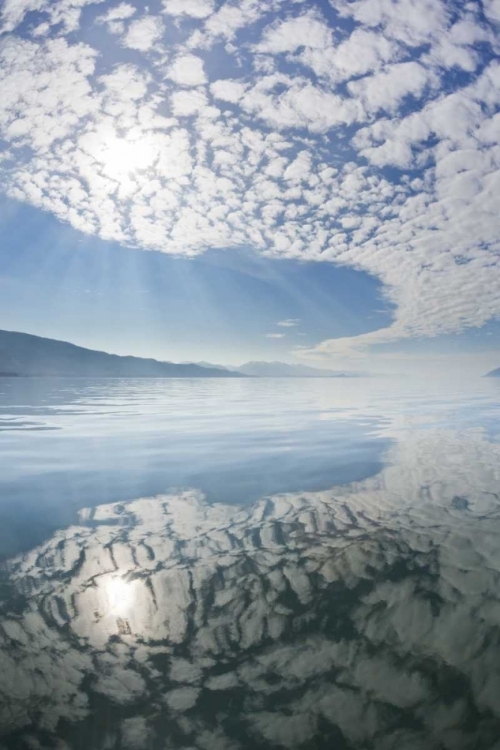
[[347, 62, 436, 114], [0, 0, 105, 33], [0, 0, 499, 358], [300, 28, 398, 83], [95, 2, 136, 34], [95, 3, 137, 35], [331, 0, 452, 48], [189, 0, 267, 47], [239, 75, 364, 133], [97, 2, 136, 23], [3, 429, 500, 747], [265, 333, 286, 339], [122, 15, 164, 51], [170, 88, 209, 115], [484, 0, 500, 24], [162, 0, 214, 19], [167, 54, 207, 86], [255, 12, 333, 55], [277, 319, 300, 327], [210, 79, 247, 103]]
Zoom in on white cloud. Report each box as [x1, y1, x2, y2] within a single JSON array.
[[265, 333, 286, 339], [300, 28, 399, 84], [0, 0, 45, 32], [162, 0, 214, 19], [283, 151, 311, 182], [255, 12, 333, 54], [1, 0, 500, 360], [277, 319, 300, 327], [239, 76, 364, 133], [0, 0, 105, 33], [483, 0, 500, 25], [189, 0, 271, 48], [0, 36, 99, 152], [347, 62, 435, 114], [210, 79, 247, 104], [170, 88, 209, 115], [95, 2, 136, 34], [331, 0, 452, 48], [167, 54, 206, 86], [97, 2, 136, 23], [122, 16, 164, 52]]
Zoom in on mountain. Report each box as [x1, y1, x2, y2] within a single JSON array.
[[0, 334, 362, 379], [182, 360, 366, 377], [234, 361, 363, 377], [181, 361, 233, 372], [0, 330, 244, 378], [485, 367, 500, 377]]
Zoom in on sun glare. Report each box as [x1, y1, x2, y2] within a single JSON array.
[[83, 126, 159, 184], [102, 575, 136, 617], [101, 136, 157, 180]]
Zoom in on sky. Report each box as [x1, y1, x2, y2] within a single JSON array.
[[0, 0, 499, 374]]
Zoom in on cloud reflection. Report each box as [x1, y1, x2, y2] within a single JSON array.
[[1, 428, 500, 748]]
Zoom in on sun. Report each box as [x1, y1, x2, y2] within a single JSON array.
[[81, 125, 158, 184], [100, 135, 158, 180]]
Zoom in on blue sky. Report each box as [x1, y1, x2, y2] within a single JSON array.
[[0, 0, 499, 372], [0, 195, 394, 364]]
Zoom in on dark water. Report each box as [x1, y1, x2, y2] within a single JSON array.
[[0, 377, 500, 749]]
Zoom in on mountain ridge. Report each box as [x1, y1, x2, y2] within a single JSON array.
[[186, 359, 365, 377], [0, 329, 244, 378], [0, 329, 367, 379], [236, 360, 364, 377]]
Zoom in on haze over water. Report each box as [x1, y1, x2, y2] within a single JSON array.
[[1, 376, 500, 749]]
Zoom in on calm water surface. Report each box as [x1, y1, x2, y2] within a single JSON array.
[[0, 377, 499, 749]]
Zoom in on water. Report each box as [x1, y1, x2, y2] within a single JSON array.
[[0, 376, 500, 749]]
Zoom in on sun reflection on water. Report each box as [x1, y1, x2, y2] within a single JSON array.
[[102, 575, 136, 618]]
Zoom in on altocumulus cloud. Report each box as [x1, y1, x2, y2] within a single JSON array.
[[0, 0, 500, 356]]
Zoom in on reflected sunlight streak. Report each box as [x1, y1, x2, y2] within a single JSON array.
[[102, 575, 136, 617]]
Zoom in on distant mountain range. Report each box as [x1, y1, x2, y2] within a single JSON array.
[[185, 360, 364, 378], [485, 367, 500, 377], [0, 330, 243, 378], [238, 361, 362, 377], [0, 330, 367, 379]]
